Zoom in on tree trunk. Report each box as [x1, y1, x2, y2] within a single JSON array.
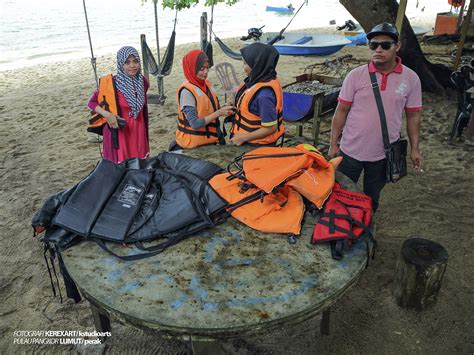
[[339, 0, 453, 93], [392, 238, 448, 311]]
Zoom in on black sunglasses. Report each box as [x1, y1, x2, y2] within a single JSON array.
[[369, 41, 396, 50]]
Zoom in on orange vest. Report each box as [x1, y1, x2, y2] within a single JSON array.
[[231, 79, 285, 145], [209, 173, 304, 235], [88, 74, 119, 135], [209, 144, 339, 235], [176, 81, 223, 149], [239, 145, 330, 193]]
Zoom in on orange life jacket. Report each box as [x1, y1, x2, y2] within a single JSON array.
[[236, 144, 330, 193], [286, 154, 343, 209], [88, 74, 119, 135], [209, 173, 304, 235], [176, 81, 224, 149], [208, 144, 338, 236], [231, 79, 285, 145]]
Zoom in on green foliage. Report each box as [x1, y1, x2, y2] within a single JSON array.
[[161, 0, 239, 10]]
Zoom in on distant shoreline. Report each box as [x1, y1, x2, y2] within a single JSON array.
[[0, 13, 438, 73]]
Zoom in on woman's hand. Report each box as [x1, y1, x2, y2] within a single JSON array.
[[218, 105, 236, 117], [230, 135, 247, 146], [105, 112, 120, 129]]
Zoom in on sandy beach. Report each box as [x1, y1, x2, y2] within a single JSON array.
[[1, 33, 473, 354]]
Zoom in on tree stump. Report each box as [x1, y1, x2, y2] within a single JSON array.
[[392, 238, 448, 311]]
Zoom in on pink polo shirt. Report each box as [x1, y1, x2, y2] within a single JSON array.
[[338, 57, 422, 161]]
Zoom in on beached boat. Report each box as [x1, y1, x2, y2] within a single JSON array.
[[266, 5, 294, 13], [244, 32, 351, 56]]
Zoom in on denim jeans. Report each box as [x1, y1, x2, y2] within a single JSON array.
[[338, 151, 386, 212]]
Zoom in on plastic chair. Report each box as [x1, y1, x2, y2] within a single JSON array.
[[214, 62, 241, 102]]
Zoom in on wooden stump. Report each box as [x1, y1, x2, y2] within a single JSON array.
[[393, 238, 448, 311]]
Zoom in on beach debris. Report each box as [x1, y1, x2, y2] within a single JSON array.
[[284, 80, 340, 96]]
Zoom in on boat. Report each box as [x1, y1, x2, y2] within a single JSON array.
[[244, 32, 351, 56], [266, 5, 294, 13]]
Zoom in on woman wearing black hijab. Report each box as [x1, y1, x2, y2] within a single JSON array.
[[229, 43, 285, 146]]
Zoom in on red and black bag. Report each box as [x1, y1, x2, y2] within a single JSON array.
[[312, 183, 375, 263]]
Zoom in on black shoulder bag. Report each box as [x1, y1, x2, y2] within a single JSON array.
[[369, 70, 408, 183]]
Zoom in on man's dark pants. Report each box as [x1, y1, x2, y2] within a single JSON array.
[[338, 151, 386, 212]]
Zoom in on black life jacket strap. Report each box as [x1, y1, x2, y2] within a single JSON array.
[[57, 248, 82, 303], [94, 238, 170, 261], [241, 152, 304, 161], [43, 243, 59, 300], [226, 190, 267, 213], [177, 125, 219, 137]]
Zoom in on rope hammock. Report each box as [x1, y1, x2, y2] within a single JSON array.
[[141, 5, 178, 104], [142, 8, 178, 78]]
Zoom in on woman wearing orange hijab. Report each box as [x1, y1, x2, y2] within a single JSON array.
[[172, 50, 235, 150]]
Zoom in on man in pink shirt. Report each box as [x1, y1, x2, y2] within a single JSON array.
[[329, 22, 423, 211]]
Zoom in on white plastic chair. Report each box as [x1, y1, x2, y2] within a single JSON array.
[[214, 62, 241, 102]]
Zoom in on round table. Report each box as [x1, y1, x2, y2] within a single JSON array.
[[62, 145, 373, 353]]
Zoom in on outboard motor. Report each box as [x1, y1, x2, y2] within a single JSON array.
[[336, 20, 357, 31], [241, 25, 265, 41]]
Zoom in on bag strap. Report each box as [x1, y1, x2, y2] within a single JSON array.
[[368, 69, 391, 153]]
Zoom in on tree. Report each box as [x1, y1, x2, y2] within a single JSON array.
[[339, 0, 452, 93]]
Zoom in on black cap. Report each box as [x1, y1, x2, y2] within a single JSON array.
[[366, 22, 399, 41]]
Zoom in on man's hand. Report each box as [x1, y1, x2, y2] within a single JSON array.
[[410, 148, 423, 171], [328, 144, 340, 158]]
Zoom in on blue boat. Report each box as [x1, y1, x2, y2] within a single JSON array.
[[244, 32, 351, 56], [266, 5, 294, 13]]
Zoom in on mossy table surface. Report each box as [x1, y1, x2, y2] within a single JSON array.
[[62, 145, 372, 338]]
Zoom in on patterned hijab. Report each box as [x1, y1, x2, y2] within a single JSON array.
[[115, 46, 145, 119]]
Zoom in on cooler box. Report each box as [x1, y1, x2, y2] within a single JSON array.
[[434, 12, 459, 35]]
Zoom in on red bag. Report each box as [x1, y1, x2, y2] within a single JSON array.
[[312, 183, 374, 261]]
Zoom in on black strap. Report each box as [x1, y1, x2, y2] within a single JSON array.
[[177, 125, 219, 137], [94, 238, 169, 261], [226, 190, 267, 213], [242, 152, 305, 161], [43, 244, 58, 299], [368, 69, 391, 154], [57, 249, 82, 303]]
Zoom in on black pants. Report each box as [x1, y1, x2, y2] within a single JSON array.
[[338, 151, 386, 212]]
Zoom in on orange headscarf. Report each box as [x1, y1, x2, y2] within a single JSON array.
[[182, 49, 209, 93]]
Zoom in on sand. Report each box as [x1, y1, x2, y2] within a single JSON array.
[[1, 34, 473, 354]]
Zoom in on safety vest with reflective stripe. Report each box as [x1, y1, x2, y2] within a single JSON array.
[[176, 81, 222, 149], [88, 74, 119, 135], [231, 79, 285, 145]]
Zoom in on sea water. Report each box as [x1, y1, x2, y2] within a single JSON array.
[[0, 0, 450, 71]]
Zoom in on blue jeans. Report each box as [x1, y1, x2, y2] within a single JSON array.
[[338, 151, 386, 212]]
